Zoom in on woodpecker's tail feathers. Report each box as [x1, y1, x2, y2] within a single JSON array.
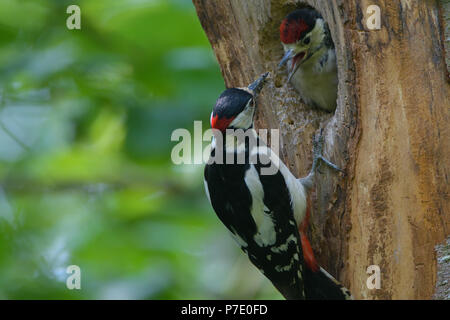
[[298, 212, 352, 300], [303, 266, 353, 300]]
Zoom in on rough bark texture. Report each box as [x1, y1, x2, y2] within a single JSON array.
[[193, 0, 449, 299]]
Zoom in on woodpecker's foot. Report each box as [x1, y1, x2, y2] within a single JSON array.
[[312, 129, 344, 174], [298, 129, 343, 190]]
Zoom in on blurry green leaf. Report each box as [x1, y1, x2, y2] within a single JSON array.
[[0, 0, 281, 300]]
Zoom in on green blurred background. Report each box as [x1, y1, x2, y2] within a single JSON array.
[[0, 0, 281, 299]]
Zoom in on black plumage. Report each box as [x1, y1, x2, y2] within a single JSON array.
[[213, 88, 253, 119], [205, 135, 306, 299]]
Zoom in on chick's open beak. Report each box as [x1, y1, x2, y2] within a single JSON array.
[[279, 49, 309, 82], [278, 49, 295, 69]]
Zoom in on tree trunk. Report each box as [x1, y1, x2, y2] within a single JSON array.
[[193, 0, 449, 299]]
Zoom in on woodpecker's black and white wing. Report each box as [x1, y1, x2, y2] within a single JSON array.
[[204, 134, 308, 299]]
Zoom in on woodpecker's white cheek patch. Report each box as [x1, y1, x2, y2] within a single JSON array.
[[229, 99, 254, 130], [244, 165, 277, 247]]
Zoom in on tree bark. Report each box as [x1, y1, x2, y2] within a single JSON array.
[[193, 0, 449, 299]]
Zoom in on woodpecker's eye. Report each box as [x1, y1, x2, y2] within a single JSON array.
[[303, 36, 311, 45]]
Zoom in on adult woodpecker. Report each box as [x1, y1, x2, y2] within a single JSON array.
[[203, 73, 352, 299], [278, 8, 337, 112]]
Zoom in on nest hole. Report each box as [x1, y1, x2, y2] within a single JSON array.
[[259, 1, 342, 121]]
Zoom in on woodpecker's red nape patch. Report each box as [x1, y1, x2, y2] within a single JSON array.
[[211, 114, 235, 132], [280, 18, 309, 44]]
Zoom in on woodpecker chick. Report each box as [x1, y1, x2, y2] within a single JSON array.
[[204, 73, 352, 299], [279, 8, 337, 112]]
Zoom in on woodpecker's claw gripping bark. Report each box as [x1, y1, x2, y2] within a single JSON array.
[[299, 129, 343, 190], [312, 129, 344, 174]]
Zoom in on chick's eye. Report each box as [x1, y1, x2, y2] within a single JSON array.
[[303, 36, 310, 44]]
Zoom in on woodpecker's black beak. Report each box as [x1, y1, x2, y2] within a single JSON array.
[[247, 72, 269, 95]]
